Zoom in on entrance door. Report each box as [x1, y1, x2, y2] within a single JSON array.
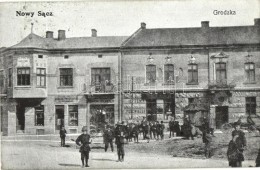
[[16, 105, 25, 131], [146, 99, 157, 121], [215, 106, 228, 129], [55, 105, 64, 130]]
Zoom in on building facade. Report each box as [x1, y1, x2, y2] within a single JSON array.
[[1, 19, 260, 135], [0, 29, 127, 135]]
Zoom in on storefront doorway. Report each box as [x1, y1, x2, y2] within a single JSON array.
[[55, 105, 64, 130], [215, 106, 228, 129], [90, 104, 114, 132], [146, 99, 157, 121], [16, 104, 25, 132]]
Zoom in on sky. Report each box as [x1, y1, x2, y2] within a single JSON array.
[[0, 0, 259, 47]]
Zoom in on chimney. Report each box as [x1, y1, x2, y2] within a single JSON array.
[[46, 31, 53, 38], [141, 22, 146, 29], [91, 29, 97, 37], [201, 21, 209, 28], [58, 30, 66, 40], [254, 18, 260, 26]]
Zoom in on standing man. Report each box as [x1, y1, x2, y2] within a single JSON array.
[[59, 126, 67, 147], [160, 121, 165, 140], [103, 126, 114, 152], [76, 126, 92, 168], [183, 115, 194, 140], [169, 118, 174, 138], [115, 122, 126, 162]]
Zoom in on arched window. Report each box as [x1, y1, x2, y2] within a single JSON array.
[[164, 64, 174, 84]]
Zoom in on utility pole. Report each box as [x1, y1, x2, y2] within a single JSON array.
[[131, 76, 134, 119]]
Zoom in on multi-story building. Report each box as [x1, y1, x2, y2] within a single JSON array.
[[121, 19, 260, 128], [0, 29, 127, 135], [1, 18, 260, 135]]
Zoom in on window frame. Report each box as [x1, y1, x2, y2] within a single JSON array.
[[8, 68, 12, 87], [0, 70, 4, 88], [164, 64, 174, 84], [17, 67, 31, 86], [215, 62, 227, 83], [246, 97, 256, 115], [91, 68, 111, 86], [68, 105, 78, 126], [36, 68, 46, 87], [59, 68, 73, 87], [187, 63, 198, 84], [245, 62, 255, 83], [146, 64, 156, 84]]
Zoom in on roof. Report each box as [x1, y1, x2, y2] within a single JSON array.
[[122, 26, 260, 48], [9, 33, 128, 50]]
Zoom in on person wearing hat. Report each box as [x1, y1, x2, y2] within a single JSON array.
[[103, 126, 114, 152], [76, 126, 92, 168], [227, 122, 247, 167], [115, 121, 127, 162], [59, 126, 67, 147]]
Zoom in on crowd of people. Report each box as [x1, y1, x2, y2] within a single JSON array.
[[58, 116, 260, 168]]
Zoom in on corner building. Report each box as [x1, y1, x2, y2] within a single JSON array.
[[0, 29, 127, 135]]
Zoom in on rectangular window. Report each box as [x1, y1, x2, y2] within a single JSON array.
[[188, 64, 198, 84], [36, 68, 46, 87], [188, 98, 195, 104], [91, 68, 111, 86], [146, 65, 156, 84], [164, 64, 174, 84], [17, 68, 30, 86], [0, 70, 4, 87], [8, 68, 12, 87], [60, 68, 73, 86], [246, 97, 256, 115], [69, 105, 78, 126], [216, 63, 226, 83], [245, 63, 255, 83], [35, 105, 44, 126]]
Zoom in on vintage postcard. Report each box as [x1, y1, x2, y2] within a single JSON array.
[[0, 0, 259, 169]]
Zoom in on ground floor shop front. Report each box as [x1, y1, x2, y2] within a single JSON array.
[[1, 90, 260, 136]]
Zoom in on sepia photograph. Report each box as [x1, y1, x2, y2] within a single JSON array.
[[0, 0, 260, 169]]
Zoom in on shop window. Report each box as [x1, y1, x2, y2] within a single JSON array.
[[60, 68, 73, 86], [245, 63, 255, 83], [188, 63, 198, 84], [164, 64, 174, 84], [146, 65, 156, 84], [215, 62, 226, 83], [8, 68, 12, 87], [17, 68, 30, 86], [36, 68, 46, 87], [69, 105, 78, 126], [246, 97, 256, 115], [35, 106, 44, 126]]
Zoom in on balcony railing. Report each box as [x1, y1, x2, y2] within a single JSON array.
[[89, 81, 115, 94], [208, 79, 236, 89]]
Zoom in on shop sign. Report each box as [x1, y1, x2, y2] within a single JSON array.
[[55, 95, 79, 103], [89, 98, 114, 103], [17, 57, 30, 67]]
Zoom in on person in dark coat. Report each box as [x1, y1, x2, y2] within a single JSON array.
[[150, 121, 157, 139], [59, 126, 67, 147], [115, 122, 127, 162], [183, 116, 194, 140], [76, 126, 92, 168], [160, 121, 165, 140], [227, 122, 247, 167], [204, 129, 213, 158], [132, 123, 139, 143], [103, 126, 114, 152], [256, 148, 260, 167], [173, 120, 181, 136], [169, 118, 174, 138]]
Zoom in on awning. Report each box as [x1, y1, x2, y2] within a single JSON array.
[[183, 103, 207, 112]]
